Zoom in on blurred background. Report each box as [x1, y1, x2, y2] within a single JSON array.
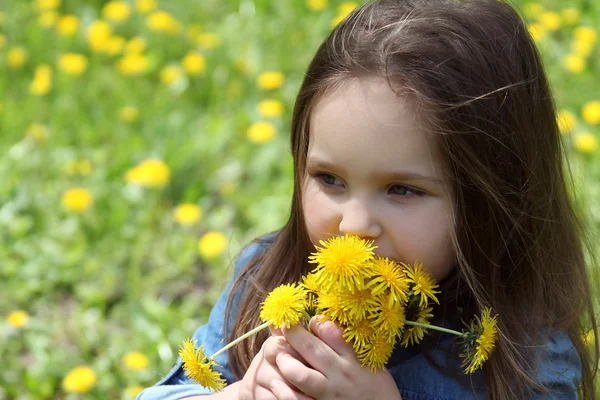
[[0, 0, 598, 398]]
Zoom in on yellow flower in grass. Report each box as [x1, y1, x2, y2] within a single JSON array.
[[30, 64, 53, 96], [572, 39, 594, 58], [136, 0, 157, 14], [88, 20, 113, 52], [574, 26, 597, 45], [560, 8, 580, 26], [247, 121, 276, 143], [401, 303, 433, 347], [160, 65, 184, 85], [309, 235, 376, 292], [257, 71, 284, 90], [125, 37, 147, 54], [366, 257, 410, 304], [117, 53, 149, 76], [197, 232, 227, 259], [582, 101, 600, 125], [196, 33, 220, 49], [357, 331, 394, 372], [26, 123, 49, 143], [538, 12, 561, 32], [260, 283, 309, 328], [556, 110, 577, 135], [173, 203, 202, 225], [62, 366, 97, 393], [461, 307, 498, 374], [574, 133, 597, 154], [57, 15, 79, 36], [125, 159, 170, 187], [125, 385, 144, 397], [258, 99, 284, 118], [8, 47, 28, 69], [527, 23, 546, 42], [123, 351, 150, 371], [582, 330, 595, 346], [403, 262, 440, 308], [105, 35, 125, 56], [179, 339, 226, 391], [7, 310, 29, 328], [332, 2, 358, 27], [39, 11, 58, 28], [35, 0, 61, 12], [103, 1, 131, 22], [58, 53, 88, 76], [563, 54, 585, 74], [62, 188, 93, 212], [119, 106, 140, 122], [146, 10, 180, 35], [182, 51, 207, 75], [307, 0, 328, 11]]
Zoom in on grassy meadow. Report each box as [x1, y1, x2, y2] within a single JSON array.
[[0, 0, 598, 398]]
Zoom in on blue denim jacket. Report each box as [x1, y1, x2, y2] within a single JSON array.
[[138, 238, 582, 400]]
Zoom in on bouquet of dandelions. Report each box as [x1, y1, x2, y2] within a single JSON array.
[[178, 235, 498, 392]]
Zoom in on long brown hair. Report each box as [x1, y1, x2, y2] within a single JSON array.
[[225, 0, 599, 398]]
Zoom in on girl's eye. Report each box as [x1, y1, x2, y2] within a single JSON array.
[[388, 184, 423, 197], [317, 173, 344, 187]]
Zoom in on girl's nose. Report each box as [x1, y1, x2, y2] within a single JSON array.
[[338, 199, 382, 239]]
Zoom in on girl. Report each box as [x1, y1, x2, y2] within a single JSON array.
[[138, 0, 599, 399]]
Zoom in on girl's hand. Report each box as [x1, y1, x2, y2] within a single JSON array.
[[237, 334, 314, 400], [273, 317, 402, 400]]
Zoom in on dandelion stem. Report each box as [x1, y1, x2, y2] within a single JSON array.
[[405, 321, 465, 337], [210, 321, 271, 359]]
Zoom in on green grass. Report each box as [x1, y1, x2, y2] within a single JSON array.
[[0, 0, 598, 398]]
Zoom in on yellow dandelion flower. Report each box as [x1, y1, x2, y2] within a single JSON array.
[[563, 54, 585, 74], [125, 37, 147, 54], [461, 307, 498, 374], [574, 133, 597, 154], [258, 99, 284, 118], [35, 0, 61, 12], [123, 351, 150, 371], [125, 158, 170, 187], [8, 47, 28, 69], [26, 123, 49, 143], [62, 366, 97, 393], [539, 12, 561, 32], [182, 51, 207, 75], [582, 330, 595, 346], [343, 319, 375, 352], [257, 71, 284, 90], [371, 293, 405, 340], [58, 53, 88, 76], [197, 231, 227, 259], [87, 20, 113, 52], [103, 1, 131, 22], [331, 2, 358, 27], [556, 110, 577, 135], [30, 64, 53, 96], [527, 23, 546, 42], [339, 288, 380, 321], [309, 235, 376, 292], [572, 39, 594, 58], [401, 305, 433, 347], [357, 331, 394, 372], [119, 106, 140, 122], [366, 257, 410, 304], [117, 53, 149, 76], [136, 0, 157, 14], [261, 283, 309, 328], [403, 262, 440, 308], [247, 121, 276, 143], [574, 26, 597, 45], [125, 385, 144, 397], [146, 10, 180, 35], [57, 15, 79, 36], [196, 33, 220, 49], [160, 65, 184, 85], [39, 11, 58, 28], [560, 8, 580, 26], [179, 339, 226, 391], [105, 35, 125, 56], [174, 203, 202, 225], [7, 310, 29, 328], [317, 290, 353, 325], [307, 0, 328, 12], [61, 188, 93, 213], [582, 101, 600, 125]]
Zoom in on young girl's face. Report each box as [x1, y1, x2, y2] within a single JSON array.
[[302, 78, 455, 281]]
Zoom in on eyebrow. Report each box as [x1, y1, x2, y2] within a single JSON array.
[[306, 157, 444, 185]]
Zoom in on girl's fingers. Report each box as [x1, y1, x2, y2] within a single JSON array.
[[308, 316, 355, 357], [263, 336, 307, 366], [271, 379, 316, 400], [275, 352, 327, 398], [283, 324, 338, 373]]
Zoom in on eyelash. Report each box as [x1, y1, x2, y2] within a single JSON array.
[[312, 172, 425, 197]]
